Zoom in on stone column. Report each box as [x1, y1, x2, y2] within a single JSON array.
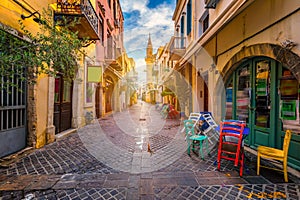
[[46, 76, 55, 144], [72, 68, 84, 128], [27, 83, 37, 148]]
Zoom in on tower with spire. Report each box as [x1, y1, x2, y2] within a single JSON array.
[[145, 33, 155, 85]]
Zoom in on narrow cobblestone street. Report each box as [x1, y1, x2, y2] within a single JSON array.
[[0, 102, 299, 199]]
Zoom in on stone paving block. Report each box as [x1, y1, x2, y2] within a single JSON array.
[[142, 159, 151, 168], [141, 173, 152, 179], [196, 178, 224, 185], [140, 194, 154, 200], [218, 170, 240, 178], [107, 173, 129, 180], [53, 181, 78, 190], [103, 179, 129, 188], [243, 176, 271, 184], [140, 167, 153, 174], [222, 177, 248, 185], [140, 179, 153, 195], [152, 178, 178, 187], [25, 175, 60, 190], [0, 175, 37, 191], [175, 176, 198, 186], [126, 188, 139, 200], [152, 172, 177, 179], [194, 171, 222, 178], [76, 180, 105, 189], [130, 166, 141, 174], [128, 175, 140, 188]]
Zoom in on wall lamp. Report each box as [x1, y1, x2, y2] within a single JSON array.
[[21, 11, 41, 23]]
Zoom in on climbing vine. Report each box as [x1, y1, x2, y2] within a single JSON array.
[[0, 9, 88, 91]]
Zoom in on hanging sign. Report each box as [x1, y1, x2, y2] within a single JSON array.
[[87, 66, 102, 83]]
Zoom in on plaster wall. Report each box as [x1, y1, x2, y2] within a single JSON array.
[[211, 0, 300, 72], [36, 75, 49, 148], [195, 0, 300, 122]]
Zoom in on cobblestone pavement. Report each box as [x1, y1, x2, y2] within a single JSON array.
[[0, 102, 299, 199]]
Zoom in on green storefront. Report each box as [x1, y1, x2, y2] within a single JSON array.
[[223, 56, 300, 170]]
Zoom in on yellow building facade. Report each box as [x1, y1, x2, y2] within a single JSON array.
[[0, 0, 98, 157]]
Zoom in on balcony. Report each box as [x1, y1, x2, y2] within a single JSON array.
[[105, 53, 123, 72], [169, 36, 186, 61], [54, 0, 100, 40], [107, 60, 122, 72]]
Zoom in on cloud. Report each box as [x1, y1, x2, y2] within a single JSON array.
[[120, 0, 175, 66]]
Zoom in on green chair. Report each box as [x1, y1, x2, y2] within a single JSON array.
[[184, 120, 208, 160]]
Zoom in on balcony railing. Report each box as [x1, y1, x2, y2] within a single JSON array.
[[169, 36, 186, 60], [170, 36, 186, 51], [54, 0, 99, 40]]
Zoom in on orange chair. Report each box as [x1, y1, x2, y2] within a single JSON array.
[[217, 121, 246, 176], [257, 129, 292, 182]]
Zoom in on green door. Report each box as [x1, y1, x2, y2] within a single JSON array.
[[251, 58, 277, 148], [225, 58, 278, 147]]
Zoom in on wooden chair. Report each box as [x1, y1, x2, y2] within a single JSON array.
[[201, 113, 219, 144], [181, 112, 202, 133], [257, 129, 292, 182], [217, 121, 246, 176], [184, 120, 208, 160]]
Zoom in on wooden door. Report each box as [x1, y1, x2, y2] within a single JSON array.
[[96, 84, 101, 118], [54, 75, 72, 134]]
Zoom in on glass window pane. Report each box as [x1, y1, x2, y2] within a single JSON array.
[[225, 78, 233, 119], [54, 77, 61, 103], [86, 83, 93, 103], [255, 60, 270, 128], [236, 65, 250, 123], [63, 81, 71, 102], [281, 68, 300, 133]]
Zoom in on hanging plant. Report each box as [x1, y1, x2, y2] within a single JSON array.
[[0, 8, 88, 91]]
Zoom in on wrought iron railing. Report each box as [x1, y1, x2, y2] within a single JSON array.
[[80, 0, 98, 34], [56, 0, 98, 36]]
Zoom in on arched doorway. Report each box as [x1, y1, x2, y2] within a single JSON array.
[[223, 56, 300, 169]]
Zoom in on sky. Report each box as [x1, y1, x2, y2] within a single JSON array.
[[119, 0, 176, 84]]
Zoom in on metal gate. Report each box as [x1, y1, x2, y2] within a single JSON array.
[[0, 65, 27, 158]]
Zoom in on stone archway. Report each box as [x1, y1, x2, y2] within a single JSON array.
[[220, 43, 300, 82]]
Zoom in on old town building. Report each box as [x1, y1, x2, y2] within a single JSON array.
[[160, 0, 300, 169], [0, 0, 134, 158]]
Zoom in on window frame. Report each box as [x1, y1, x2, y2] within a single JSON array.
[[198, 10, 209, 37]]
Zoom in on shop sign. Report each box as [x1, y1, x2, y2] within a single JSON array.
[[88, 66, 102, 83]]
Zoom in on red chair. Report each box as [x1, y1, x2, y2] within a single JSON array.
[[168, 104, 179, 119], [217, 121, 246, 176]]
